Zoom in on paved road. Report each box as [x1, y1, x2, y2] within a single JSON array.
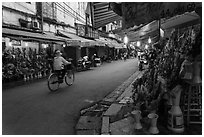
[[2, 58, 139, 135]]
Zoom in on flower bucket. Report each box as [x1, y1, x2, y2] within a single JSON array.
[[167, 85, 184, 133], [27, 76, 30, 81], [23, 74, 27, 82], [30, 74, 33, 80], [44, 71, 47, 77], [148, 113, 159, 134], [132, 110, 142, 129]]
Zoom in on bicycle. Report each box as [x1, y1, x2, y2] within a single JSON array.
[[47, 61, 75, 92]]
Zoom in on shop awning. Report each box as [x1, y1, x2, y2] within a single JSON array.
[[94, 39, 106, 47], [93, 2, 122, 29], [57, 30, 93, 42], [2, 28, 66, 43], [94, 37, 108, 47], [111, 2, 201, 29], [113, 11, 200, 43], [57, 30, 99, 47], [5, 36, 65, 45], [161, 11, 200, 30], [115, 43, 125, 49]]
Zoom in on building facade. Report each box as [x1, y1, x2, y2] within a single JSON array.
[[2, 2, 93, 84], [2, 2, 123, 85]]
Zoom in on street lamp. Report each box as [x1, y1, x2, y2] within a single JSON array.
[[148, 37, 151, 44]]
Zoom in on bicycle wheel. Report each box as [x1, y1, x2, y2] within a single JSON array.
[[47, 73, 59, 91], [65, 70, 75, 86]]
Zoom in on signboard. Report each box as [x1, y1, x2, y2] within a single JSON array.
[[76, 23, 99, 39], [10, 39, 21, 46], [76, 23, 86, 36], [122, 2, 201, 29], [41, 2, 57, 19]]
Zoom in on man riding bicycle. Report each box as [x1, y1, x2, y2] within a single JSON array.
[[53, 50, 71, 83]]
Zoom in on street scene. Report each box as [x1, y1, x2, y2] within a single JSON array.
[[3, 59, 138, 135], [2, 2, 202, 135]]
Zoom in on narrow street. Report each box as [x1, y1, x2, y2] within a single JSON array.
[[2, 58, 139, 135]]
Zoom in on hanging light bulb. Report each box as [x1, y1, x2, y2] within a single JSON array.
[[25, 42, 28, 47], [148, 37, 151, 44], [9, 42, 12, 47], [160, 28, 164, 38], [123, 44, 127, 48], [63, 44, 66, 48], [42, 44, 47, 48], [124, 35, 128, 44], [145, 44, 149, 49], [137, 41, 141, 47]]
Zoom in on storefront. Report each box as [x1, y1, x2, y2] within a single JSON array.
[[57, 30, 99, 66], [63, 41, 81, 67], [2, 27, 66, 84], [125, 8, 201, 134]]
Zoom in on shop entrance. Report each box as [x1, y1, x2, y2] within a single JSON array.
[[64, 46, 77, 67]]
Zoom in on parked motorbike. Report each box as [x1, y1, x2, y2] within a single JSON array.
[[139, 55, 148, 71], [105, 56, 112, 63], [94, 58, 102, 67], [123, 53, 127, 61], [77, 57, 91, 71]]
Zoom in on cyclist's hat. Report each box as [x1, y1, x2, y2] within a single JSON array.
[[56, 50, 62, 55]]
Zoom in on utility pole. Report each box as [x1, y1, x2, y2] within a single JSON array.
[[41, 2, 43, 33], [158, 16, 161, 42]]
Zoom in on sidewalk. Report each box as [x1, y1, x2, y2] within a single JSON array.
[[75, 70, 144, 135], [2, 60, 122, 90], [2, 76, 48, 90], [75, 68, 202, 135]]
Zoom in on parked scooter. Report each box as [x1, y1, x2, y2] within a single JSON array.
[[123, 53, 127, 61], [94, 57, 102, 67], [77, 56, 91, 71], [139, 54, 148, 71]]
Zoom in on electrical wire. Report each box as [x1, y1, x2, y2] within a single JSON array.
[[63, 2, 86, 21], [14, 2, 36, 15], [57, 2, 86, 23], [44, 2, 70, 18], [56, 3, 82, 23], [56, 3, 83, 22], [44, 2, 79, 24], [45, 2, 86, 24]]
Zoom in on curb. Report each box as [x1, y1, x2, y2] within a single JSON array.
[[75, 70, 145, 135], [101, 71, 144, 134], [102, 70, 143, 103], [2, 77, 48, 90]]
